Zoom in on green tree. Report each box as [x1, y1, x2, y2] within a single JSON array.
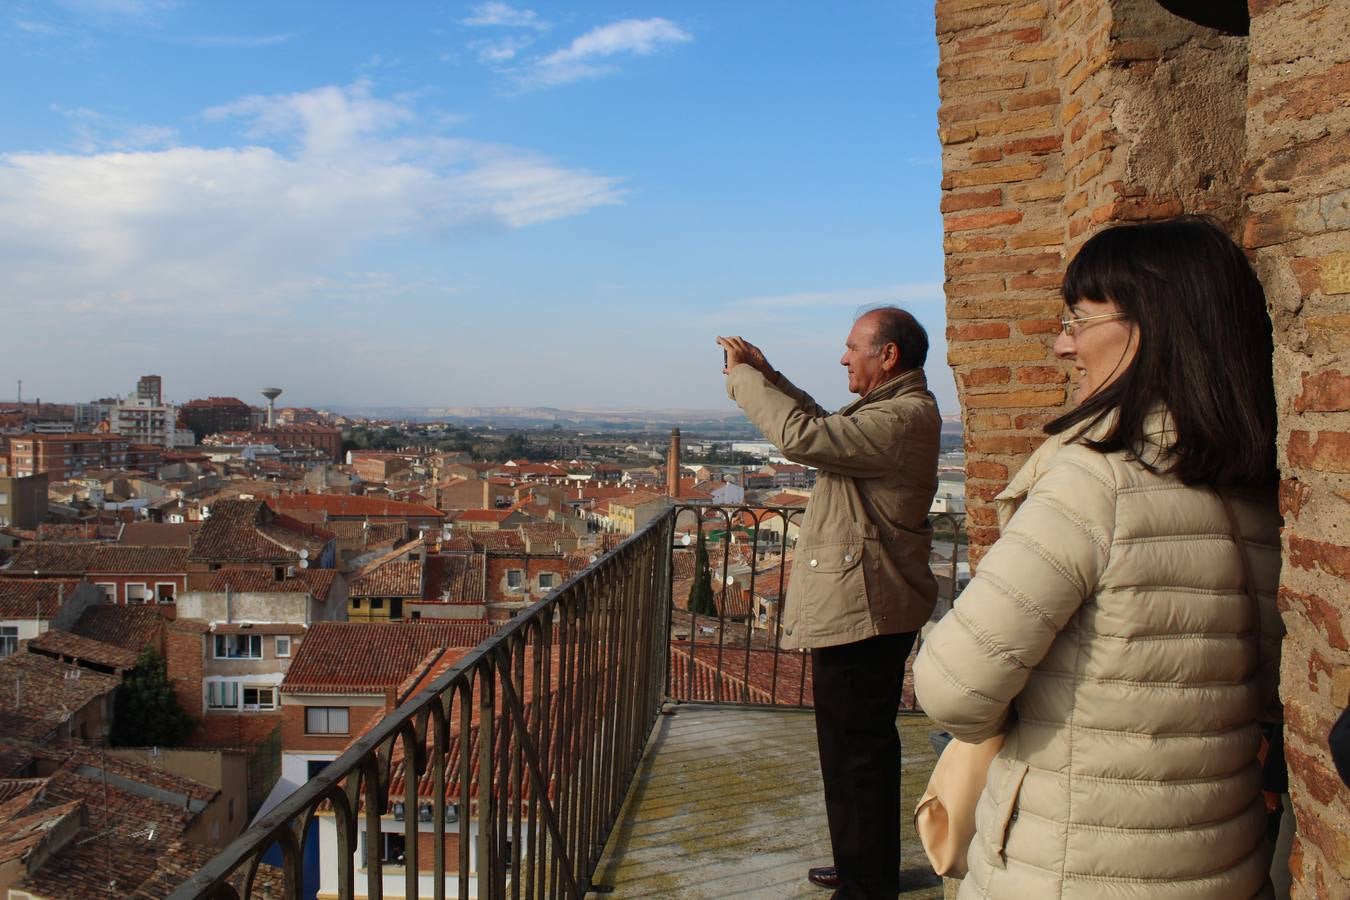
[[110, 647, 195, 747], [688, 529, 718, 617], [499, 433, 530, 460]]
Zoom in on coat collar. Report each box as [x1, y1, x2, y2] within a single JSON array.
[[993, 405, 1176, 527], [841, 368, 930, 414]]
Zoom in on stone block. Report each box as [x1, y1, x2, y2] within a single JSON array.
[[1287, 430, 1350, 474], [944, 209, 1024, 232], [1295, 370, 1350, 413]]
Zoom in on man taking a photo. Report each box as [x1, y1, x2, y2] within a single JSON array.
[[717, 306, 940, 899]]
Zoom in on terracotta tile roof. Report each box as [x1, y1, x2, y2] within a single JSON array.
[[269, 493, 445, 520], [68, 605, 167, 652], [0, 744, 35, 778], [0, 798, 84, 867], [668, 643, 814, 706], [424, 553, 485, 604], [351, 559, 422, 598], [117, 522, 199, 547], [451, 508, 513, 523], [6, 751, 246, 900], [25, 629, 141, 671], [763, 491, 811, 507], [0, 579, 82, 619], [608, 491, 667, 511], [35, 523, 117, 542], [329, 519, 409, 545], [189, 499, 331, 562], [282, 621, 499, 694], [206, 566, 337, 601], [470, 531, 525, 552], [0, 653, 120, 740], [1, 543, 188, 575]]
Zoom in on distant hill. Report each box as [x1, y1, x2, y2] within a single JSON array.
[[329, 405, 758, 430]]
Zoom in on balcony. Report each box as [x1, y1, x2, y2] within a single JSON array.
[[171, 505, 960, 899]]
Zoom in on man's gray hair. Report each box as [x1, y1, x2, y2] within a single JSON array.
[[855, 305, 928, 370]]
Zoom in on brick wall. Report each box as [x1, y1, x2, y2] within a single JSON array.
[[936, 0, 1348, 892], [938, 0, 1072, 558], [939, 0, 1248, 563], [1245, 0, 1350, 893], [165, 621, 206, 721]]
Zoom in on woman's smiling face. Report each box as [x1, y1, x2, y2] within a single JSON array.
[[1053, 297, 1140, 404]]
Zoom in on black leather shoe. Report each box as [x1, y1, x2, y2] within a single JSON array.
[[808, 866, 840, 889]]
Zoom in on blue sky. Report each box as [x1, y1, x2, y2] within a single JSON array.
[[0, 1, 952, 414]]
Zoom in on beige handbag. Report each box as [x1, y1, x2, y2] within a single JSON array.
[[913, 734, 1004, 878]]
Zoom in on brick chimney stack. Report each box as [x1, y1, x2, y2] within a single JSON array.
[[667, 428, 681, 498]]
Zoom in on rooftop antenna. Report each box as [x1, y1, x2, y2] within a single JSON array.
[[260, 387, 283, 429]]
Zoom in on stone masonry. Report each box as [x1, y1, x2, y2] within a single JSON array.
[[935, 0, 1348, 894]]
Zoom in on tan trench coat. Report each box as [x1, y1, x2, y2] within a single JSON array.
[[914, 414, 1282, 899], [726, 366, 941, 650]]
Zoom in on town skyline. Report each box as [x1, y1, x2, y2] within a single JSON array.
[[0, 2, 954, 413]]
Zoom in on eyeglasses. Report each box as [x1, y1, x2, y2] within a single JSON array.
[[1060, 312, 1127, 335]]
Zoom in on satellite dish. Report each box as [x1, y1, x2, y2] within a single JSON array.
[[681, 534, 692, 546], [299, 559, 309, 569], [299, 548, 310, 560], [725, 575, 736, 586]]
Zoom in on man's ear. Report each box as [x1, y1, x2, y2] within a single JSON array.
[[884, 342, 901, 371]]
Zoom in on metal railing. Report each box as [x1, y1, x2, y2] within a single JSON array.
[[172, 504, 964, 898], [665, 504, 966, 712], [171, 514, 672, 900]]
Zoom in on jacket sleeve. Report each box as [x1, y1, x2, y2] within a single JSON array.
[[726, 365, 924, 478], [914, 449, 1117, 742]]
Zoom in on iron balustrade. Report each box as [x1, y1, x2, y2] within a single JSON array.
[[172, 504, 963, 898], [665, 504, 966, 712], [170, 514, 672, 900]]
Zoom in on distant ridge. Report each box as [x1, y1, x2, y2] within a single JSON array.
[[328, 405, 755, 428]]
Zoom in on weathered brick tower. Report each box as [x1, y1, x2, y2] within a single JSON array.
[[934, 0, 1349, 894]]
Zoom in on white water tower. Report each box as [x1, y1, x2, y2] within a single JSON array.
[[261, 387, 282, 428]]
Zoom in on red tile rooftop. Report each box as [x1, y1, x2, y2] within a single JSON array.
[[0, 579, 82, 619], [68, 605, 168, 652], [452, 508, 513, 522], [189, 498, 331, 562], [269, 492, 444, 519], [281, 621, 499, 694], [423, 553, 485, 604], [0, 543, 188, 575], [0, 653, 120, 739], [25, 629, 141, 671], [206, 566, 338, 601], [350, 559, 422, 598]]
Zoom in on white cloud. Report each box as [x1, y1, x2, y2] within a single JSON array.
[[53, 106, 180, 153], [474, 35, 534, 63], [54, 0, 176, 21], [0, 82, 624, 324], [460, 2, 547, 30], [727, 282, 944, 315], [522, 18, 691, 88], [172, 32, 294, 48]]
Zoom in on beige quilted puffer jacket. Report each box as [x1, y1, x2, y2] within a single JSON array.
[[914, 415, 1282, 899]]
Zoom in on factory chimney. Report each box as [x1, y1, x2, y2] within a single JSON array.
[[667, 428, 681, 498]]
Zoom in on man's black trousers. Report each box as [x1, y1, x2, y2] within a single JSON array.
[[811, 630, 918, 899]]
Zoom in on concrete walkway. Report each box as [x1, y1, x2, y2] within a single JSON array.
[[590, 703, 944, 899]]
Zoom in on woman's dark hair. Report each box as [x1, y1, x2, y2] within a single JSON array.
[[1045, 215, 1277, 486]]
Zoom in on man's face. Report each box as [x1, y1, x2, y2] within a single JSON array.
[[839, 315, 889, 397]]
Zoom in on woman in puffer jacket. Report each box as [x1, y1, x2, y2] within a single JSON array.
[[914, 216, 1282, 899]]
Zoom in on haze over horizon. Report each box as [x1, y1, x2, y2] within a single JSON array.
[[1, 2, 952, 413]]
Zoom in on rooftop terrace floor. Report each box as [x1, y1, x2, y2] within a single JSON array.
[[590, 703, 944, 899]]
